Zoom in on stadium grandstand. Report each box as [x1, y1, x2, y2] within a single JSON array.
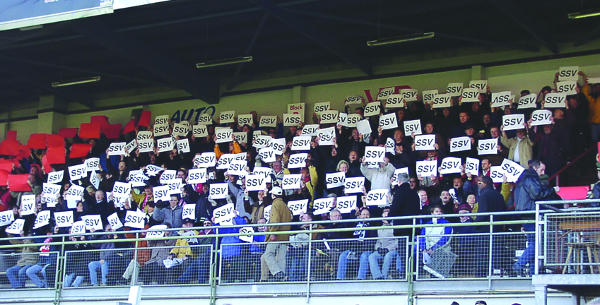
[[1, 1, 600, 305]]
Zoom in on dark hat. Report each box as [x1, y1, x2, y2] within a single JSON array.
[[182, 218, 195, 225]]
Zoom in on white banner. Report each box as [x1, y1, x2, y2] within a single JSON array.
[[107, 212, 123, 230], [325, 172, 345, 189], [491, 91, 511, 108], [450, 136, 471, 152], [432, 93, 452, 108], [291, 136, 311, 151], [157, 137, 174, 153], [282, 174, 302, 190], [403, 119, 422, 136], [385, 137, 395, 154], [356, 119, 372, 135], [531, 109, 553, 126], [556, 81, 577, 95], [366, 189, 389, 206], [391, 167, 409, 186], [182, 204, 196, 220], [85, 157, 100, 171], [219, 111, 235, 124], [288, 103, 305, 118], [228, 160, 247, 176], [239, 226, 254, 243], [193, 124, 208, 137], [159, 169, 176, 184], [215, 128, 233, 143], [70, 220, 86, 235], [197, 114, 212, 124], [154, 115, 169, 126], [345, 95, 364, 105], [465, 157, 480, 176], [438, 157, 462, 175], [237, 114, 253, 126], [6, 219, 25, 234], [209, 183, 229, 199], [260, 116, 277, 127], [313, 197, 334, 215], [153, 185, 170, 202], [47, 170, 64, 184], [422, 89, 438, 103], [20, 194, 36, 216], [401, 89, 418, 102], [54, 211, 74, 228], [502, 114, 526, 131], [146, 225, 167, 239], [336, 196, 357, 214], [65, 184, 84, 201], [112, 181, 131, 198], [245, 174, 267, 192], [283, 113, 302, 127], [33, 210, 50, 229], [301, 124, 319, 136], [187, 168, 207, 184], [317, 127, 335, 146], [81, 215, 103, 231], [446, 82, 463, 97], [153, 124, 170, 137], [469, 80, 487, 93], [137, 131, 153, 141], [233, 132, 247, 144], [166, 178, 183, 195], [138, 139, 154, 153], [68, 164, 86, 181], [0, 210, 14, 226], [288, 153, 308, 169], [414, 134, 436, 151], [376, 87, 395, 101], [478, 138, 498, 155], [253, 135, 271, 149], [379, 113, 398, 130], [461, 88, 479, 103], [195, 152, 216, 168], [346, 114, 361, 128], [258, 147, 276, 163], [320, 110, 338, 124], [416, 160, 437, 177], [364, 146, 386, 163], [500, 158, 525, 183], [558, 66, 578, 82], [124, 139, 137, 155], [518, 93, 537, 109], [287, 199, 308, 216], [213, 203, 236, 224], [314, 102, 331, 114], [385, 94, 405, 109], [490, 166, 505, 183], [268, 138, 286, 155], [344, 176, 365, 194]]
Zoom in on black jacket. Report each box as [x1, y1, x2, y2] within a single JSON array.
[[390, 182, 420, 236], [513, 168, 555, 213]]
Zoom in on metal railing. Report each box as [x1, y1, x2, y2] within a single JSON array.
[[0, 208, 568, 305]]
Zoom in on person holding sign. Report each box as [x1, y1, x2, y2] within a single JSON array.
[[360, 153, 395, 191], [579, 71, 600, 142], [260, 187, 292, 282], [152, 194, 183, 229], [500, 124, 533, 168]]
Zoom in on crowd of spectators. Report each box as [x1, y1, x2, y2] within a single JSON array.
[[1, 69, 599, 287]]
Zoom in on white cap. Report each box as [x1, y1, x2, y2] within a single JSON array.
[[271, 186, 283, 196]]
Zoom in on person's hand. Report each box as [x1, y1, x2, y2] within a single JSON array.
[[377, 126, 383, 136]]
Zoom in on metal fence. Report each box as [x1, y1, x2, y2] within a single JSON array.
[[0, 251, 59, 289]]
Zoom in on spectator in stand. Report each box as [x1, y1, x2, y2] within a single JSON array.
[[580, 72, 600, 142], [360, 156, 395, 192], [139, 227, 175, 285], [390, 173, 420, 236], [500, 125, 534, 169], [337, 207, 377, 280], [6, 232, 38, 289], [513, 160, 556, 276], [153, 194, 183, 229], [260, 187, 292, 281], [88, 224, 116, 286], [418, 205, 454, 278], [368, 208, 402, 280], [476, 176, 505, 225]]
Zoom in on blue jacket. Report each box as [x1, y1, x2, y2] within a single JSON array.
[[513, 168, 555, 213], [218, 215, 247, 259], [418, 218, 452, 252]]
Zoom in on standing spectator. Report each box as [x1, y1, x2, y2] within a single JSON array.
[[337, 207, 377, 280], [153, 194, 183, 229], [260, 187, 292, 281], [476, 176, 506, 224], [500, 126, 534, 168], [390, 173, 420, 236], [360, 157, 395, 191]]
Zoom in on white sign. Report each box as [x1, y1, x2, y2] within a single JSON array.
[[558, 66, 579, 82], [90, 171, 100, 190], [450, 136, 472, 152], [213, 203, 235, 224], [401, 89, 418, 102], [54, 211, 74, 228], [258, 147, 277, 163], [288, 153, 308, 169], [5, 219, 25, 234], [518, 93, 537, 109], [461, 88, 480, 103], [219, 111, 235, 124], [314, 102, 330, 114], [81, 215, 103, 231], [166, 178, 183, 195], [345, 95, 364, 105], [478, 138, 498, 155], [70, 221, 86, 235], [416, 160, 437, 178], [282, 174, 302, 190], [283, 113, 302, 127], [320, 110, 339, 124], [112, 181, 131, 198], [288, 103, 305, 118], [422, 89, 438, 103], [239, 227, 254, 243], [432, 93, 452, 108], [20, 194, 36, 216], [228, 160, 247, 176], [209, 183, 229, 200], [197, 114, 212, 124], [287, 199, 308, 216], [391, 167, 410, 186], [301, 124, 319, 136], [146, 225, 167, 239], [317, 127, 335, 146], [344, 177, 365, 194], [237, 114, 253, 126], [47, 170, 64, 184], [379, 113, 398, 130], [336, 196, 357, 214], [124, 139, 137, 155], [544, 92, 567, 108], [193, 124, 208, 137], [346, 114, 361, 127], [107, 212, 123, 230], [195, 152, 216, 168], [263, 205, 271, 222], [152, 185, 170, 202], [404, 119, 422, 136], [491, 91, 511, 108], [160, 169, 176, 184], [531, 109, 553, 126], [356, 119, 372, 135], [0, 210, 14, 226], [157, 137, 174, 153], [502, 114, 526, 131], [313, 197, 334, 215], [260, 116, 277, 128], [446, 82, 463, 97], [414, 134, 436, 151], [364, 146, 385, 163], [138, 139, 154, 153], [500, 159, 525, 183], [385, 137, 395, 154], [556, 81, 577, 95], [154, 115, 169, 126], [233, 132, 247, 144], [325, 172, 345, 189], [137, 131, 153, 141], [68, 164, 87, 181], [176, 139, 190, 154], [33, 210, 50, 229], [376, 87, 395, 101], [187, 168, 207, 184], [153, 124, 170, 137], [469, 80, 488, 93], [65, 184, 84, 201], [385, 94, 405, 109], [182, 204, 196, 220], [291, 136, 311, 151], [465, 157, 480, 176], [245, 174, 267, 192], [366, 189, 389, 206], [215, 128, 233, 143], [124, 210, 146, 229], [85, 157, 100, 171], [268, 138, 286, 155], [364, 102, 381, 117], [253, 135, 271, 149], [438, 157, 462, 175], [490, 166, 505, 183]]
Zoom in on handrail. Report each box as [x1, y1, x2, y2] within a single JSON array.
[[548, 144, 596, 185]]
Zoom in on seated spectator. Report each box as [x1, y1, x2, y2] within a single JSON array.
[[418, 205, 455, 278], [337, 207, 377, 280], [368, 208, 402, 280], [6, 233, 38, 289]]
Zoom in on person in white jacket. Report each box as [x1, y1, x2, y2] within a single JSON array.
[[360, 156, 396, 191]]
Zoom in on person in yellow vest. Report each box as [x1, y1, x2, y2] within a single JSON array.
[[260, 187, 292, 281], [131, 185, 153, 213]]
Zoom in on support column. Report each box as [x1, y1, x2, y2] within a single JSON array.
[[291, 85, 305, 103], [471, 65, 486, 80], [534, 284, 547, 305]]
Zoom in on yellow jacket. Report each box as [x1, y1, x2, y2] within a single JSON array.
[[268, 198, 292, 241], [283, 165, 318, 204], [214, 141, 242, 159], [500, 134, 533, 168], [170, 230, 198, 258], [583, 84, 600, 124]]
